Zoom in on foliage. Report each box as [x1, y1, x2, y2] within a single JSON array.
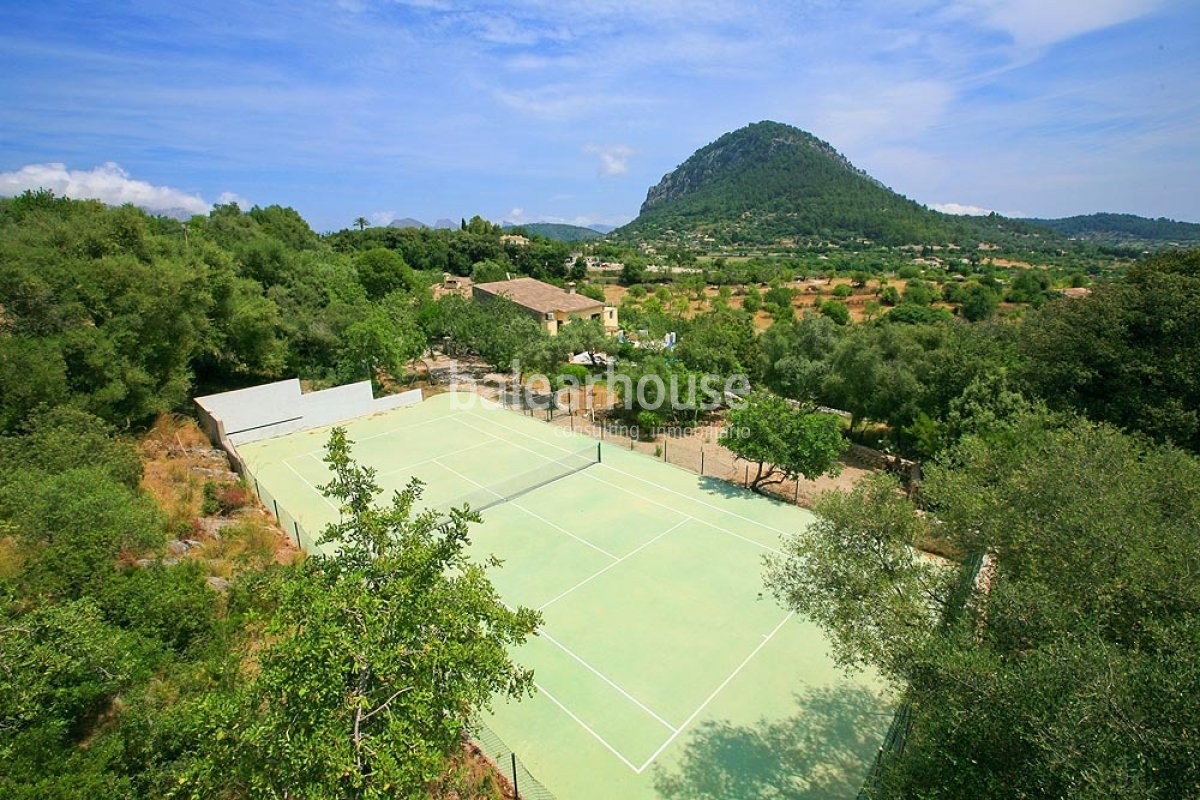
[[765, 474, 947, 672], [957, 282, 1000, 321], [1020, 249, 1200, 451], [720, 392, 845, 490], [673, 306, 757, 376], [611, 355, 718, 427], [770, 414, 1200, 798], [191, 429, 539, 798], [818, 299, 850, 325]]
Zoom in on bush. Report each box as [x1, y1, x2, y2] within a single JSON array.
[[880, 286, 900, 306], [217, 484, 250, 514], [832, 283, 852, 298], [820, 301, 851, 325]]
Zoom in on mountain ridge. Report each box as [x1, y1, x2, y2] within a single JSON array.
[[617, 120, 1014, 247]]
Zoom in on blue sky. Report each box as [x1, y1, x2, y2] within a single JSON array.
[[1, 0, 1197, 231]]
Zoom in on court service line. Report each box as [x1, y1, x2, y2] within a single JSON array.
[[538, 629, 678, 734], [510, 502, 620, 561], [432, 459, 506, 503], [452, 414, 779, 555], [581, 470, 785, 557], [532, 681, 641, 773], [375, 440, 492, 478], [432, 456, 619, 562], [537, 518, 689, 611], [463, 409, 796, 539], [293, 437, 492, 479], [634, 611, 796, 773], [283, 459, 339, 512], [295, 412, 470, 458]]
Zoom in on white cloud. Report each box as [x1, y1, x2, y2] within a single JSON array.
[[931, 202, 1027, 217], [952, 0, 1162, 51], [507, 206, 525, 222], [583, 144, 634, 176], [931, 202, 996, 216], [0, 162, 212, 215], [369, 210, 396, 225], [217, 190, 252, 208]]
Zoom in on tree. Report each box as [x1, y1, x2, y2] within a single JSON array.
[[765, 415, 1200, 798], [720, 392, 845, 491], [957, 282, 999, 321], [354, 216, 369, 231], [765, 474, 947, 673], [195, 429, 539, 798], [674, 306, 757, 376], [819, 300, 850, 325], [337, 305, 424, 388], [354, 247, 417, 300], [1020, 249, 1200, 451], [620, 257, 646, 286]]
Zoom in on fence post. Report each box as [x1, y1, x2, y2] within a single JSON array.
[[597, 442, 602, 464], [795, 476, 801, 503], [701, 449, 705, 475], [663, 438, 667, 461], [511, 753, 520, 799], [745, 464, 750, 486], [292, 520, 300, 548]]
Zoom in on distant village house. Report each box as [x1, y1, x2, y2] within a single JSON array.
[[472, 277, 619, 335]]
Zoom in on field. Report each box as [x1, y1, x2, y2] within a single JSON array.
[[236, 393, 891, 799]]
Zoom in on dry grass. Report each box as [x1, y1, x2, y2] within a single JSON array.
[[0, 535, 22, 580], [193, 520, 284, 576], [137, 413, 299, 573], [428, 742, 512, 800]]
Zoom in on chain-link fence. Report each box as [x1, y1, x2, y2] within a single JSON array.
[[246, 471, 318, 552], [501, 393, 828, 507], [471, 718, 557, 799]]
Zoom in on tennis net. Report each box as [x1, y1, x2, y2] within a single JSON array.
[[435, 444, 600, 514]]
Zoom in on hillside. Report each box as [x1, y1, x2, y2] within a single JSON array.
[[616, 120, 1047, 248], [1022, 213, 1200, 247], [504, 222, 602, 242]]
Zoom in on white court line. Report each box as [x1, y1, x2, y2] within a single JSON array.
[[635, 612, 796, 773], [432, 458, 505, 502], [433, 457, 619, 561], [283, 459, 339, 512], [291, 435, 491, 480], [539, 518, 688, 611], [294, 411, 470, 458], [376, 440, 491, 478], [538, 629, 678, 734], [583, 470, 784, 557], [533, 681, 641, 773], [455, 413, 783, 556], [510, 502, 619, 561], [463, 409, 796, 538]]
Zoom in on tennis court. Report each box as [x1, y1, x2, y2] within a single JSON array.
[[236, 392, 892, 799]]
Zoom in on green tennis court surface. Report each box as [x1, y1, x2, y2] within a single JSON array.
[[237, 392, 892, 798]]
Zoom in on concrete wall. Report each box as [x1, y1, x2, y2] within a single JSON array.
[[196, 381, 424, 448]]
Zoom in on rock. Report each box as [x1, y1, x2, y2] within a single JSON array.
[[189, 466, 240, 481], [167, 540, 189, 557], [135, 558, 156, 568], [205, 576, 230, 592], [194, 517, 239, 537]]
